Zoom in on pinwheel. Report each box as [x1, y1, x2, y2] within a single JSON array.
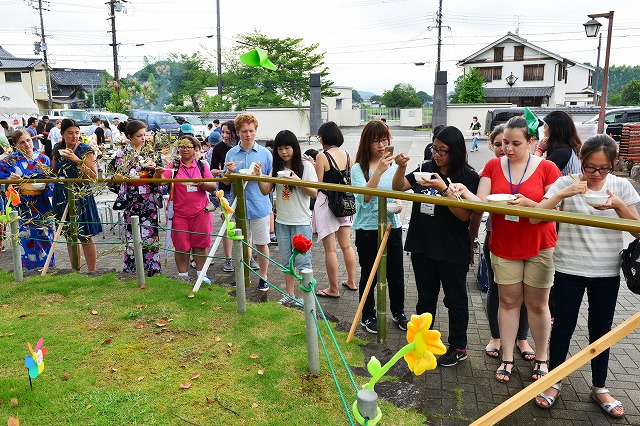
[[25, 338, 47, 388]]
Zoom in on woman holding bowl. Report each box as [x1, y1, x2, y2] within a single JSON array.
[[52, 118, 102, 272], [109, 119, 165, 277], [449, 116, 561, 382], [0, 129, 55, 269], [392, 126, 479, 367]]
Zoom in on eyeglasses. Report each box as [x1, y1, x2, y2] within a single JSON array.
[[582, 165, 612, 175], [179, 145, 194, 150], [370, 138, 389, 146], [431, 147, 449, 156]]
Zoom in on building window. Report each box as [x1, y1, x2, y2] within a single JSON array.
[[523, 64, 545, 81], [335, 99, 342, 110], [4, 72, 22, 82], [514, 46, 525, 61], [476, 67, 502, 82], [494, 47, 504, 62]]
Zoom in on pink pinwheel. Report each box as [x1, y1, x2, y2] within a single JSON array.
[[25, 338, 47, 379]]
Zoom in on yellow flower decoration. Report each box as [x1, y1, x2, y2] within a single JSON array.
[[403, 313, 446, 375], [215, 190, 234, 214]]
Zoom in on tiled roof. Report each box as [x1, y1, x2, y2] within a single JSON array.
[[50, 68, 104, 91], [0, 45, 43, 69], [0, 46, 15, 58], [483, 86, 554, 98]]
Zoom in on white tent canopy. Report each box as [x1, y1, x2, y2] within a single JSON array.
[[0, 83, 39, 115]]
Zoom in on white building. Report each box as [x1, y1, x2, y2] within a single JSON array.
[[457, 32, 599, 107]]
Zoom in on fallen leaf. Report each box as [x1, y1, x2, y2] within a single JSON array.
[[8, 417, 19, 426], [190, 372, 200, 380], [10, 397, 18, 407], [168, 318, 174, 322], [201, 302, 205, 306], [1, 304, 9, 308], [102, 339, 112, 344], [111, 368, 118, 372], [215, 337, 221, 342], [156, 320, 168, 327], [38, 312, 46, 315], [257, 368, 264, 375], [91, 310, 98, 315], [252, 402, 259, 408], [206, 396, 214, 403], [18, 314, 29, 318], [250, 354, 259, 359], [86, 404, 92, 410], [135, 304, 144, 309], [292, 332, 302, 336], [133, 324, 144, 329], [137, 376, 144, 382], [227, 342, 233, 347], [179, 382, 191, 389], [62, 372, 69, 381], [187, 292, 195, 298], [226, 349, 233, 355]]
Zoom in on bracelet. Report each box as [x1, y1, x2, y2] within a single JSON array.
[[440, 188, 450, 197], [535, 146, 545, 154]]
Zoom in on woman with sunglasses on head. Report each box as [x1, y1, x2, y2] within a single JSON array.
[[392, 126, 479, 367], [52, 118, 103, 272], [532, 135, 639, 418], [0, 129, 55, 269]]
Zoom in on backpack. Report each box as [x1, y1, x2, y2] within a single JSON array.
[[620, 238, 640, 295], [323, 151, 356, 217]]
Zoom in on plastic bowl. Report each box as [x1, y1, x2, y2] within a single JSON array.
[[387, 203, 402, 214], [486, 194, 516, 204], [277, 170, 291, 177], [414, 172, 434, 181], [238, 168, 252, 174], [30, 183, 46, 190], [584, 193, 609, 206]]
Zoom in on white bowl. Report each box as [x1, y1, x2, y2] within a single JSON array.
[[584, 193, 609, 206], [31, 183, 46, 190], [387, 203, 401, 214], [277, 170, 291, 177], [414, 172, 435, 181], [486, 194, 516, 204], [238, 168, 252, 174]]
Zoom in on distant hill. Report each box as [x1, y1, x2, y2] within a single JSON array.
[[357, 90, 378, 99]]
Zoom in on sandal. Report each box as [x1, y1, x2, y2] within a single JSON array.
[[531, 359, 548, 380], [516, 339, 535, 361], [495, 359, 515, 383], [591, 387, 624, 418], [534, 383, 562, 409]]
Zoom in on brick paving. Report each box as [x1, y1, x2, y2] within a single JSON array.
[[2, 128, 640, 425]]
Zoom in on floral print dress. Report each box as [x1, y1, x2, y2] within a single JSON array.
[[0, 152, 55, 269], [109, 145, 163, 276]]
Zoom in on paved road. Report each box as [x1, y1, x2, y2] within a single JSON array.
[[2, 127, 639, 425]]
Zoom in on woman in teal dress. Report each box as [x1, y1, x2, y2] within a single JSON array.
[[52, 119, 102, 272], [0, 129, 55, 269]]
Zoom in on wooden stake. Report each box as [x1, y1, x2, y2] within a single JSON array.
[[346, 223, 392, 343], [41, 203, 68, 276]]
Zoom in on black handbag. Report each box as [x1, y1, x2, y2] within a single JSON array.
[[324, 151, 356, 217], [112, 197, 129, 211], [620, 238, 640, 295]]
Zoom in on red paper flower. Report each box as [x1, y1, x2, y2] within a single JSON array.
[[292, 234, 312, 254]]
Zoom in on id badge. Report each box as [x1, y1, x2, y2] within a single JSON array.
[[186, 185, 198, 193], [138, 185, 148, 195], [420, 203, 435, 216], [505, 214, 519, 222]]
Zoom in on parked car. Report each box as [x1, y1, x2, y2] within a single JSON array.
[[484, 108, 524, 136], [87, 111, 129, 128], [582, 107, 640, 142], [129, 110, 180, 134], [46, 109, 92, 134], [171, 114, 207, 140]]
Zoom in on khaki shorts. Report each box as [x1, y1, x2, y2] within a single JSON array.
[[490, 248, 555, 288], [247, 215, 271, 246]]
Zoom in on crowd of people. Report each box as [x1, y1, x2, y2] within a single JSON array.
[[1, 111, 636, 419]]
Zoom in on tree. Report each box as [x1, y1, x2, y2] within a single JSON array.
[[370, 95, 382, 103], [379, 83, 422, 108], [610, 78, 640, 106], [450, 68, 486, 103], [223, 31, 337, 111], [352, 90, 363, 103], [417, 91, 432, 105]]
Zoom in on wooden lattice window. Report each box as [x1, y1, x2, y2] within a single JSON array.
[[477, 67, 503, 82], [494, 47, 504, 62], [514, 46, 524, 61], [523, 64, 545, 81]]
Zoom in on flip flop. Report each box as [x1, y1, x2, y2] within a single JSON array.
[[341, 281, 358, 291], [485, 346, 500, 358], [316, 289, 340, 299]]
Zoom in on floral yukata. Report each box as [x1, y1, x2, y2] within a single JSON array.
[[109, 145, 163, 276], [0, 152, 55, 269]]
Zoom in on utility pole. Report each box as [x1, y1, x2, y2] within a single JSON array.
[[216, 0, 222, 95], [593, 32, 602, 106], [431, 0, 447, 128], [107, 0, 120, 92], [435, 0, 443, 73], [34, 0, 53, 110]]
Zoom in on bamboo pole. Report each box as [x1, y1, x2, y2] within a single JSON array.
[[346, 223, 392, 343], [10, 211, 22, 282], [232, 179, 250, 290], [233, 229, 246, 313], [67, 183, 80, 271], [41, 203, 68, 276], [470, 311, 640, 425], [301, 268, 320, 375], [376, 197, 388, 344], [130, 215, 146, 288]]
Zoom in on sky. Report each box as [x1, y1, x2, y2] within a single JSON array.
[[1, 0, 639, 96]]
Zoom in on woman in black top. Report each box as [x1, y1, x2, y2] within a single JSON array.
[[392, 126, 479, 367], [534, 110, 581, 175]]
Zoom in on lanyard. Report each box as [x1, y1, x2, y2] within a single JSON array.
[[507, 154, 531, 195], [182, 164, 196, 179]]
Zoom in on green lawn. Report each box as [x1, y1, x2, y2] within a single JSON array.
[[0, 271, 424, 425]]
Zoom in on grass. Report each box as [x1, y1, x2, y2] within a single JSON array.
[[0, 271, 425, 425]]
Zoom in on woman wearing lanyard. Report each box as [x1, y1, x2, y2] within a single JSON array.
[[450, 116, 561, 383]]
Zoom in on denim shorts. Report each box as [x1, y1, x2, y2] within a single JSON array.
[[275, 222, 313, 271]]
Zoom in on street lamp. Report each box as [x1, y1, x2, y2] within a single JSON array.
[[584, 11, 614, 134]]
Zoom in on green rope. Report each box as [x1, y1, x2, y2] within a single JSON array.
[[243, 266, 304, 307], [152, 223, 225, 238], [240, 240, 288, 271], [312, 312, 356, 426]]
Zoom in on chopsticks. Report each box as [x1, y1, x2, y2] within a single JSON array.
[[446, 177, 463, 203], [569, 173, 580, 183]]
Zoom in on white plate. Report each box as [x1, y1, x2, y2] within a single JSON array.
[[486, 194, 516, 204]]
